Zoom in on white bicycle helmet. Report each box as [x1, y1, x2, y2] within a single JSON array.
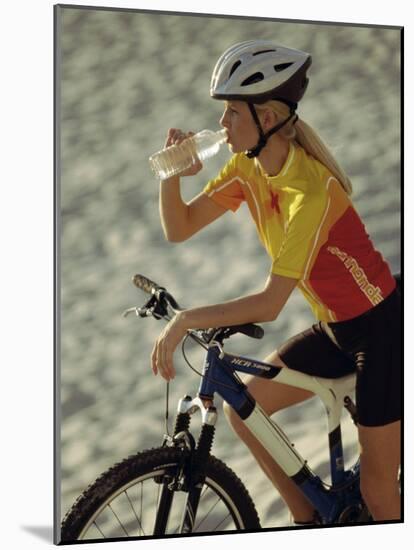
[[210, 40, 312, 157], [211, 40, 311, 105]]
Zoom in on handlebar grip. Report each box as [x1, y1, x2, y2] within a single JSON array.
[[238, 324, 264, 340], [133, 274, 163, 294]]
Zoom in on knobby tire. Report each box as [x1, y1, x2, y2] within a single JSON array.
[[60, 446, 261, 542]]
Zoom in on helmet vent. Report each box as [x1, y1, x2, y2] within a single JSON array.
[[274, 62, 294, 72], [252, 49, 276, 56], [241, 72, 264, 86], [229, 60, 242, 77]]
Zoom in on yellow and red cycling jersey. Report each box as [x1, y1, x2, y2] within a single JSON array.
[[203, 141, 396, 322]]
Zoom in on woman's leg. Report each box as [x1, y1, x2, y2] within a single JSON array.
[[223, 350, 316, 523], [358, 420, 401, 520]]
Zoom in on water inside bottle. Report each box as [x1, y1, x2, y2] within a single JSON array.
[[149, 129, 227, 179], [149, 143, 194, 179]]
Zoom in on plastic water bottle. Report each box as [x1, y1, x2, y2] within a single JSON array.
[[149, 129, 227, 180]]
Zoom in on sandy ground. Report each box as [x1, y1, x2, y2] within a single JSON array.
[[57, 6, 401, 533]]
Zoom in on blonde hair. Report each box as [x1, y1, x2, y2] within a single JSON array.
[[255, 100, 353, 195]]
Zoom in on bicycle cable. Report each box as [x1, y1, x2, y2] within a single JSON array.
[[161, 310, 254, 395], [181, 334, 205, 377], [181, 334, 251, 394], [164, 381, 170, 437]]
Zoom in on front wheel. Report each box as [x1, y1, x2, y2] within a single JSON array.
[[60, 446, 261, 542]]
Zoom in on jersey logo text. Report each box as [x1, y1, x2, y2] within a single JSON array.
[[327, 246, 384, 306]]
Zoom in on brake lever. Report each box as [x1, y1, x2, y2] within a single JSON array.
[[122, 306, 153, 318], [122, 307, 140, 318], [123, 292, 171, 320]]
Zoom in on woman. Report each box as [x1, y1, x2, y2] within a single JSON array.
[[151, 40, 401, 524]]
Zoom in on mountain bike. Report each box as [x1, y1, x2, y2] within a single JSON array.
[[60, 273, 401, 543]]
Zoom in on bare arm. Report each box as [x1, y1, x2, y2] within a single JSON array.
[[177, 272, 297, 329], [151, 273, 298, 380], [160, 184, 227, 242]]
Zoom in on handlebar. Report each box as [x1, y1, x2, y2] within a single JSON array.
[[128, 273, 264, 342], [132, 273, 182, 314], [133, 274, 164, 295]]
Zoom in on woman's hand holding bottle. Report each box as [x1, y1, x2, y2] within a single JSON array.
[[149, 127, 227, 180], [164, 128, 203, 177]]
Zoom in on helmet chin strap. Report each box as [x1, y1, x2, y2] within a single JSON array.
[[245, 103, 298, 159]]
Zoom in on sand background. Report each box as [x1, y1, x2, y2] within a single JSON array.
[[57, 6, 401, 531]]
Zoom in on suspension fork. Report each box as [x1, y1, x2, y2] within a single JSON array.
[[153, 395, 218, 535], [153, 397, 193, 536], [177, 396, 218, 533]]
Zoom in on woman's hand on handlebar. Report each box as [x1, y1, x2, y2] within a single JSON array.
[[164, 128, 203, 178], [151, 312, 187, 381]]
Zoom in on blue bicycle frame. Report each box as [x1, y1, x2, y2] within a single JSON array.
[[196, 341, 362, 524]]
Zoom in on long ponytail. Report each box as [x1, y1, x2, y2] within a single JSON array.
[[255, 101, 353, 195]]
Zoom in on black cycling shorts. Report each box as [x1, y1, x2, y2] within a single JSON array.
[[277, 288, 402, 427]]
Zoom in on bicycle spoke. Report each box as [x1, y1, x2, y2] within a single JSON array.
[[194, 490, 222, 531], [139, 481, 144, 536], [108, 503, 130, 537], [200, 485, 209, 500], [93, 520, 106, 538], [82, 477, 238, 539], [211, 512, 232, 532], [153, 480, 162, 533], [125, 489, 145, 536]]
